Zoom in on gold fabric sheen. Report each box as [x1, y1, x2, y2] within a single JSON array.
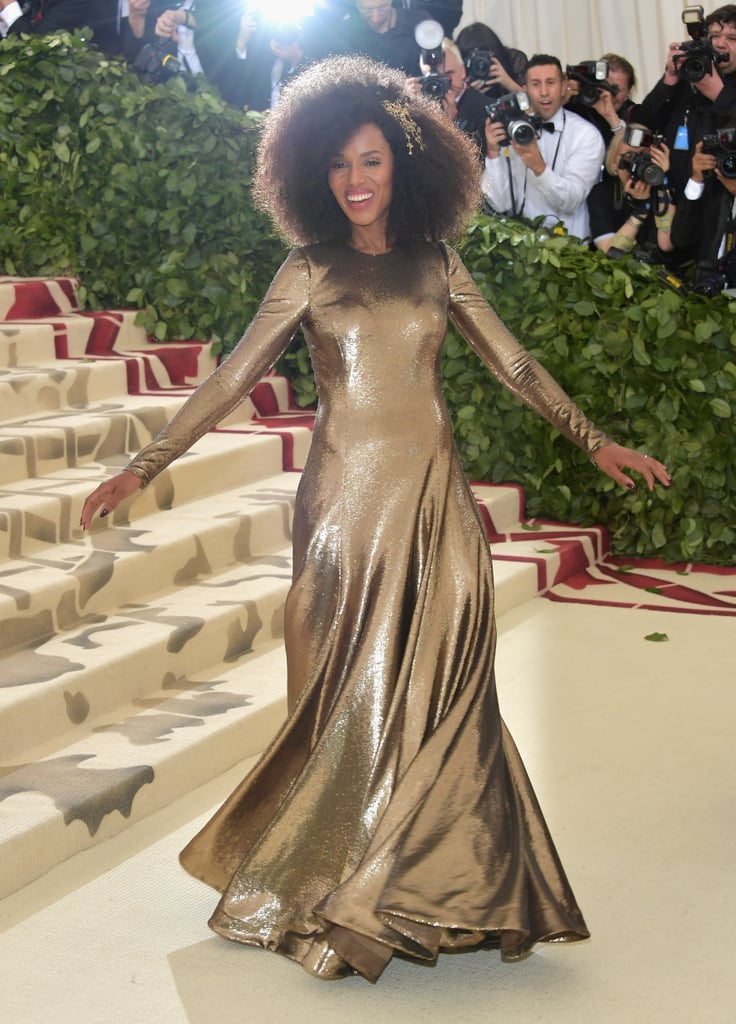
[[126, 242, 610, 982]]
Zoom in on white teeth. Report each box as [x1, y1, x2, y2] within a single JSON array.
[[348, 193, 373, 202]]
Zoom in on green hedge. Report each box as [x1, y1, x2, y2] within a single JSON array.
[[0, 31, 284, 351], [445, 216, 736, 565], [281, 217, 736, 566], [2, 35, 734, 564]]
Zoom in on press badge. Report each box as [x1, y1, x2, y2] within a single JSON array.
[[674, 124, 689, 150]]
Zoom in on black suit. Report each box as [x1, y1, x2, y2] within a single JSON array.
[[671, 177, 735, 284]]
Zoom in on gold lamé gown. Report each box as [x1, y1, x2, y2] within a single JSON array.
[[126, 241, 610, 982]]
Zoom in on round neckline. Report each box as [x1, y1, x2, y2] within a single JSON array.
[[347, 244, 396, 257]]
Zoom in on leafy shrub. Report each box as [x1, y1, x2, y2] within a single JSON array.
[[444, 216, 736, 565], [0, 31, 284, 350], [2, 35, 734, 563]]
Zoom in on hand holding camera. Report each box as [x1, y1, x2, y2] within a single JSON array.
[[665, 5, 729, 96]]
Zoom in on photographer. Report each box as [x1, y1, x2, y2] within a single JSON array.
[[588, 125, 676, 262], [565, 53, 638, 148], [635, 5, 736, 197], [670, 137, 736, 291], [410, 36, 489, 156], [340, 0, 425, 76], [203, 7, 308, 110], [455, 21, 526, 101], [482, 54, 605, 240]]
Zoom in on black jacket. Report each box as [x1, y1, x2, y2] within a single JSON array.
[[2, 0, 92, 36]]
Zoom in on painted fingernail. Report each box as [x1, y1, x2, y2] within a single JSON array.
[[100, 508, 108, 518], [626, 482, 635, 490]]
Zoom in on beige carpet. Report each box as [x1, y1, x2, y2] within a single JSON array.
[[1, 597, 733, 1024]]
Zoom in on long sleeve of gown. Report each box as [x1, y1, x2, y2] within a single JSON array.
[[124, 249, 310, 486], [444, 244, 611, 458]]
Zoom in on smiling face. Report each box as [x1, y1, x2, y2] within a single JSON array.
[[327, 123, 394, 245], [525, 63, 566, 120]]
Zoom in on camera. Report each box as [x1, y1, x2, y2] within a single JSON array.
[[565, 60, 619, 106], [464, 49, 494, 83], [485, 90, 542, 146], [415, 19, 452, 101], [675, 5, 729, 82], [702, 128, 736, 178], [132, 41, 182, 83], [618, 125, 666, 186], [620, 152, 666, 186]]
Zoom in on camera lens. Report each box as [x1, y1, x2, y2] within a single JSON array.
[[720, 153, 736, 178], [421, 74, 448, 99], [469, 52, 492, 79], [642, 163, 666, 186], [509, 120, 535, 146], [682, 56, 707, 82]]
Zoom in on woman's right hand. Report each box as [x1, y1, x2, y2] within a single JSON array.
[[80, 470, 143, 532], [487, 58, 518, 94]]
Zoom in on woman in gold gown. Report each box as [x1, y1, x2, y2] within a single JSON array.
[[81, 56, 671, 982]]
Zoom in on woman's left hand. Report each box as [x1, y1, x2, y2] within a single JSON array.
[[650, 140, 671, 174], [592, 442, 671, 491]]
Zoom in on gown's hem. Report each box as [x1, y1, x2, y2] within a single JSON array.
[[209, 901, 590, 982]]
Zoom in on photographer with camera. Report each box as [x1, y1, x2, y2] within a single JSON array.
[[408, 31, 489, 156], [564, 54, 638, 148], [670, 135, 736, 292], [482, 55, 605, 240], [635, 5, 736, 198], [341, 0, 425, 76], [205, 6, 312, 111], [587, 125, 676, 262], [455, 21, 526, 101]]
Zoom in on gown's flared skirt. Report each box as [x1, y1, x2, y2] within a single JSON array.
[[179, 410, 589, 982]]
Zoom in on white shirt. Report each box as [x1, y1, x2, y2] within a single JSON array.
[[0, 1, 22, 36], [482, 106, 605, 241]]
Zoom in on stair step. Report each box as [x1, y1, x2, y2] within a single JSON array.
[[0, 276, 82, 319], [0, 642, 288, 899], [0, 556, 291, 760], [0, 360, 132, 424], [0, 322, 59, 368], [0, 471, 300, 653], [0, 429, 307, 560]]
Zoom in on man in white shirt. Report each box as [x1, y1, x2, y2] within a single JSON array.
[[483, 54, 605, 240]]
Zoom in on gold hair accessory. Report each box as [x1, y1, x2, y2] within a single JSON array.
[[382, 99, 424, 155]]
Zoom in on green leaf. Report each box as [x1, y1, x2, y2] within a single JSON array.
[[644, 632, 670, 642], [710, 398, 732, 418], [52, 140, 71, 163]]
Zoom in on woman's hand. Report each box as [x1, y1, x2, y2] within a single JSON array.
[[486, 58, 518, 94], [650, 140, 671, 175], [624, 176, 652, 202], [80, 470, 143, 531], [592, 442, 671, 491]]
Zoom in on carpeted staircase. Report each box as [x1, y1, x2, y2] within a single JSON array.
[[0, 276, 610, 900]]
